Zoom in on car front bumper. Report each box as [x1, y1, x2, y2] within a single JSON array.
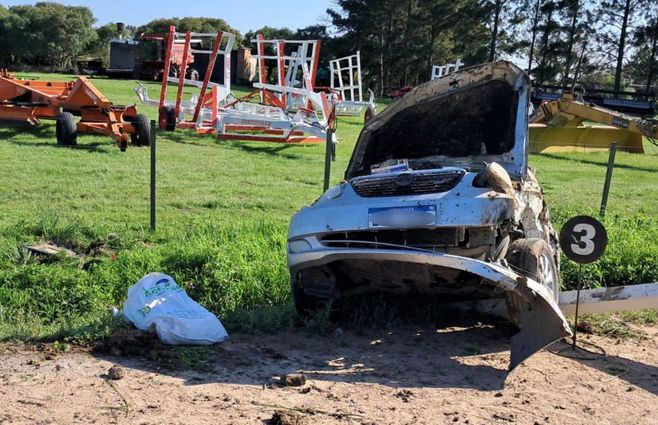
[[288, 245, 571, 369]]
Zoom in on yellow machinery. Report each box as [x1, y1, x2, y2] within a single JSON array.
[[528, 93, 657, 154]]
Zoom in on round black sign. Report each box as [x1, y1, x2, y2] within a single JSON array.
[[559, 216, 608, 264]]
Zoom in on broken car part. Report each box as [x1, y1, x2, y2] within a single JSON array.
[[287, 61, 572, 369]]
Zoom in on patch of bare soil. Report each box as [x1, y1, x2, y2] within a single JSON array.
[[1, 320, 657, 425]]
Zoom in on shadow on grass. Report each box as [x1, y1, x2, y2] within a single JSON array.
[[536, 152, 658, 173], [0, 125, 118, 152], [4, 137, 113, 152], [0, 123, 54, 140], [232, 142, 302, 160], [158, 129, 216, 147], [158, 130, 304, 160]]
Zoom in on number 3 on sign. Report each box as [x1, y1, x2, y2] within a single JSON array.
[[559, 216, 608, 264], [571, 223, 596, 256]]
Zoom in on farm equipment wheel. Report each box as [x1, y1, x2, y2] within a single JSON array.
[[129, 114, 151, 147], [507, 238, 559, 301], [159, 106, 176, 131], [55, 112, 77, 146], [188, 68, 199, 81]]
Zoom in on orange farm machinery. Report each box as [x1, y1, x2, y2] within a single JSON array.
[[0, 70, 150, 150]]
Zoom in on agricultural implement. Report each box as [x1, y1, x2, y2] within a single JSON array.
[[0, 69, 150, 150], [529, 92, 657, 153], [230, 34, 334, 143], [135, 26, 235, 135], [136, 27, 335, 144], [430, 59, 463, 80], [329, 51, 376, 122]]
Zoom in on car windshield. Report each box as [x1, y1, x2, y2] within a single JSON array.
[[349, 80, 519, 177]]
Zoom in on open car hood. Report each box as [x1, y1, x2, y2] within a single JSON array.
[[346, 61, 531, 180]]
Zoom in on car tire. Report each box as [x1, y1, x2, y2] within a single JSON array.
[[159, 106, 176, 131], [55, 112, 77, 146], [129, 114, 151, 146], [291, 281, 329, 316], [506, 238, 559, 302]]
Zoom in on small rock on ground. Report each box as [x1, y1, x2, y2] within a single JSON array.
[[107, 365, 125, 380], [283, 373, 306, 387], [268, 410, 306, 425]]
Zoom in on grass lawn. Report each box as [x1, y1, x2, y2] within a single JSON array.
[[0, 73, 657, 341]]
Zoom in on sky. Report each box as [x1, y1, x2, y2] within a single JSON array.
[[1, 0, 335, 33]]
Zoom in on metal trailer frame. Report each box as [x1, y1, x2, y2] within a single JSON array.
[[329, 51, 375, 118], [0, 69, 147, 150], [431, 59, 464, 80], [216, 34, 334, 144], [137, 30, 335, 144], [134, 26, 235, 134]]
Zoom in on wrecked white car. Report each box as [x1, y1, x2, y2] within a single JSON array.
[[287, 61, 571, 369]]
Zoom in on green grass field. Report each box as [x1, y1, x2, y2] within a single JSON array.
[[1, 73, 657, 341]]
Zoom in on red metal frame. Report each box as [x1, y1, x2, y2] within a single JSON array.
[[193, 31, 223, 123], [157, 26, 229, 133], [174, 32, 192, 119], [158, 26, 176, 112], [152, 30, 333, 145]]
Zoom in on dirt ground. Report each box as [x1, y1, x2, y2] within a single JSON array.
[[1, 318, 657, 425]]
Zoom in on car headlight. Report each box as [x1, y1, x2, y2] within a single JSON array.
[[323, 184, 343, 200], [288, 239, 313, 253]]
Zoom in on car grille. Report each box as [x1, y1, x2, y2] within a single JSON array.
[[320, 228, 463, 249], [350, 170, 465, 197]]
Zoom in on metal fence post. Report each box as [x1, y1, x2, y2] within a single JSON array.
[[323, 128, 333, 193], [150, 120, 156, 231], [599, 142, 617, 218]]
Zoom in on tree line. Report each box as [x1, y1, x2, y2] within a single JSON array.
[[0, 1, 656, 96], [326, 0, 657, 94]]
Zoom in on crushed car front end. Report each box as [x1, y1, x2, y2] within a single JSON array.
[[287, 61, 571, 369]]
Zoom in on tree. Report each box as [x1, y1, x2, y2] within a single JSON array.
[[82, 23, 120, 65], [596, 0, 650, 91], [482, 0, 510, 61], [1, 2, 96, 68], [242, 26, 294, 49], [631, 15, 658, 93], [0, 5, 10, 65], [533, 0, 562, 83], [524, 0, 543, 72], [137, 17, 243, 47], [558, 0, 585, 87], [328, 0, 489, 93]]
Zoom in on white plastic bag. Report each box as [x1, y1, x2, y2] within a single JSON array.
[[122, 272, 228, 345]]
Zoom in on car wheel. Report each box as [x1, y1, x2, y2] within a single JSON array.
[[129, 114, 151, 146], [506, 238, 559, 302], [291, 283, 328, 316], [55, 112, 77, 146], [291, 268, 336, 316]]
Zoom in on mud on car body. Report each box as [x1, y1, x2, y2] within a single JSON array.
[[287, 61, 571, 369]]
